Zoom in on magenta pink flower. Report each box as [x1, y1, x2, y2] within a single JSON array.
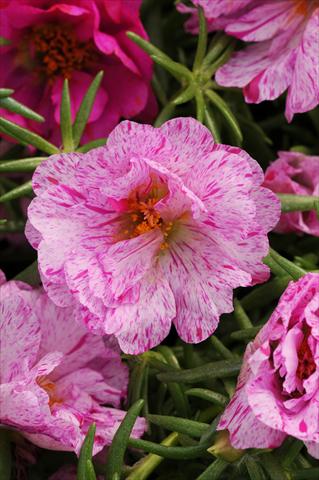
[[179, 1, 319, 121], [264, 151, 319, 236], [0, 274, 145, 455], [0, 0, 156, 143], [26, 117, 280, 353], [218, 273, 319, 459]]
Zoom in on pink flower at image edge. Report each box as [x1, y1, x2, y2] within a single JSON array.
[[218, 273, 319, 459], [264, 151, 319, 236], [179, 0, 319, 121], [0, 0, 156, 143], [0, 274, 145, 455]]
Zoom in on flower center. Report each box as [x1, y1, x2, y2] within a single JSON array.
[[296, 325, 316, 381], [118, 182, 173, 249], [27, 24, 96, 80], [292, 0, 319, 16], [37, 376, 63, 408], [128, 194, 163, 236]]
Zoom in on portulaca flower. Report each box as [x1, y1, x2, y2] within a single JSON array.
[[26, 118, 280, 353], [0, 274, 145, 454], [179, 0, 319, 121], [264, 151, 319, 236], [218, 273, 319, 459]]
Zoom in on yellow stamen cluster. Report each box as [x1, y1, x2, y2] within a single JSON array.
[[127, 195, 163, 238], [118, 185, 174, 250]]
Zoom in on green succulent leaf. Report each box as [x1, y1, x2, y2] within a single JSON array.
[[73, 71, 104, 148], [147, 415, 209, 438], [264, 248, 306, 280], [0, 180, 33, 203], [0, 117, 59, 154], [76, 137, 107, 153], [0, 97, 45, 122], [157, 360, 242, 384], [193, 7, 208, 71], [0, 157, 46, 173], [105, 399, 144, 480], [77, 423, 96, 480], [60, 79, 74, 152], [278, 194, 319, 212], [0, 89, 14, 98], [205, 89, 242, 145]]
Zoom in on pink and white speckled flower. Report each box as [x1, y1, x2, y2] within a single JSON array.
[[179, 0, 319, 121], [0, 274, 145, 455], [264, 151, 319, 236], [26, 117, 280, 354], [218, 273, 319, 459]]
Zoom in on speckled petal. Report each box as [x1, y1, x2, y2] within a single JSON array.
[[113, 270, 176, 354], [0, 283, 41, 382]]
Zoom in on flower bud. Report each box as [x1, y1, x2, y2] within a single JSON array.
[[208, 430, 245, 463]]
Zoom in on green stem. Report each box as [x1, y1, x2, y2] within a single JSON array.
[[203, 103, 222, 143], [76, 138, 107, 153], [60, 79, 74, 152], [264, 248, 306, 280], [229, 327, 261, 342], [126, 433, 179, 480], [233, 299, 253, 329], [73, 71, 104, 148], [0, 97, 44, 122], [198, 406, 223, 423], [278, 194, 319, 212], [241, 276, 290, 311], [0, 157, 46, 173], [77, 424, 96, 480], [0, 180, 33, 203], [205, 41, 235, 76], [183, 343, 195, 369], [157, 359, 242, 384], [244, 456, 266, 480], [195, 89, 205, 123], [154, 99, 177, 127], [196, 458, 228, 480], [157, 346, 190, 418], [127, 32, 192, 82], [86, 460, 97, 480], [0, 117, 59, 155], [205, 89, 242, 145], [127, 437, 211, 460], [152, 74, 167, 106], [210, 336, 233, 360], [147, 415, 209, 438], [151, 54, 192, 82], [173, 84, 196, 106], [193, 7, 207, 71], [277, 437, 304, 469], [0, 88, 14, 98], [105, 400, 144, 479], [186, 389, 227, 407], [203, 33, 232, 66], [259, 453, 289, 480]]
